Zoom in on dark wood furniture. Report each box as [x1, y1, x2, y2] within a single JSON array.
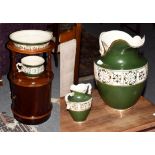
[[0, 75, 2, 86], [7, 41, 54, 125], [61, 89, 155, 132], [120, 23, 141, 35], [59, 23, 82, 84], [47, 23, 59, 67]]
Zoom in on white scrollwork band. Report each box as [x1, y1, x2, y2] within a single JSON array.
[[14, 42, 49, 50], [94, 63, 148, 86], [66, 98, 92, 111], [23, 65, 44, 74]]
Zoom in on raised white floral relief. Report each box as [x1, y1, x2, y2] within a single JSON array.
[[66, 98, 92, 111], [94, 63, 148, 86]]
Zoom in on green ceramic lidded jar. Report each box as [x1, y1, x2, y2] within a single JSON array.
[[94, 30, 148, 109], [65, 83, 92, 122]]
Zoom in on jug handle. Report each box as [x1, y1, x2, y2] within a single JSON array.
[[99, 32, 107, 56], [65, 92, 74, 103], [65, 92, 74, 110], [85, 83, 92, 94]]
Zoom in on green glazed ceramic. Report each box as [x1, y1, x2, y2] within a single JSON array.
[[94, 30, 148, 109], [68, 108, 91, 122], [68, 91, 91, 102], [65, 83, 92, 122]]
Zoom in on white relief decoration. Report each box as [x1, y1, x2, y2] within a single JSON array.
[[66, 98, 92, 111], [22, 65, 44, 75], [14, 42, 49, 50], [97, 60, 103, 65], [94, 63, 148, 86]]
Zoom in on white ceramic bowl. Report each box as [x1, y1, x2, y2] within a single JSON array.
[[21, 55, 45, 66], [9, 30, 53, 50]]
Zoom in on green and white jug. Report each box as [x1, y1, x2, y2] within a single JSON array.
[[94, 30, 148, 109], [65, 83, 92, 122]]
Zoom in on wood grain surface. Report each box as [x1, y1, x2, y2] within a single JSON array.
[[7, 41, 54, 124], [61, 89, 155, 132]]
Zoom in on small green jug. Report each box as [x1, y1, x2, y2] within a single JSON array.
[[65, 83, 92, 122]]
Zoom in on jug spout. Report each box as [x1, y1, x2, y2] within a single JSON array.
[[70, 83, 92, 94], [99, 30, 145, 56]]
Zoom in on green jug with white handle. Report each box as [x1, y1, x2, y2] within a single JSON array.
[[65, 83, 92, 122]]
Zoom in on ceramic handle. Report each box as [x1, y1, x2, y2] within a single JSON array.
[[16, 63, 23, 72], [65, 92, 74, 103], [99, 32, 108, 56], [86, 83, 92, 94], [65, 92, 74, 110], [99, 32, 105, 56]]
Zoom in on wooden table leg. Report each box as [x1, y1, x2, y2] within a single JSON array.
[[46, 23, 59, 67]]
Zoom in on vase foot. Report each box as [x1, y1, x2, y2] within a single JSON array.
[[104, 103, 137, 118]]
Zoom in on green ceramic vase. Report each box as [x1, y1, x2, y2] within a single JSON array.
[[65, 84, 92, 122], [94, 30, 148, 109]]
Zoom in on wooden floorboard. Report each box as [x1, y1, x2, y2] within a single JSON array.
[[61, 89, 155, 132]]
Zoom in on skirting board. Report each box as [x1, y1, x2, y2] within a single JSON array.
[[51, 98, 60, 104]]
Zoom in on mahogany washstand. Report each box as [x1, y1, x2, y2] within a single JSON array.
[[7, 41, 55, 125]]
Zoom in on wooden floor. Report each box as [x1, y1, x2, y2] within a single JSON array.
[[61, 89, 155, 132]]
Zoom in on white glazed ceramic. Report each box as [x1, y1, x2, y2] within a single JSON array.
[[99, 30, 145, 56], [16, 56, 45, 76], [13, 42, 50, 50], [94, 63, 148, 86], [70, 83, 92, 94], [9, 30, 53, 50]]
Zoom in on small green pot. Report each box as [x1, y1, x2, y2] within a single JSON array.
[[69, 108, 91, 122], [65, 92, 92, 122]]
